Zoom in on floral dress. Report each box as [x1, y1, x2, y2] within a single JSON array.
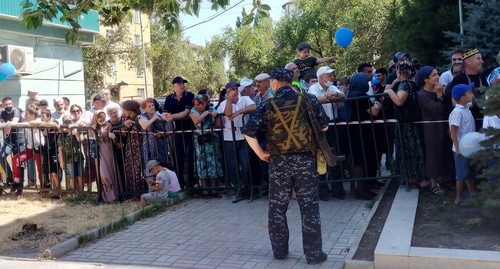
[[393, 81, 426, 179], [140, 112, 169, 173], [121, 115, 144, 193], [190, 107, 224, 180]]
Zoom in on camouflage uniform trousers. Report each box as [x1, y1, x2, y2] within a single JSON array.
[[268, 152, 325, 261]]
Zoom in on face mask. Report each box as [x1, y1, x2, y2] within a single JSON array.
[[325, 81, 334, 87], [4, 107, 13, 113], [466, 102, 473, 108]]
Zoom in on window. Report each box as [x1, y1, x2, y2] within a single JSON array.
[[132, 10, 141, 24], [106, 29, 115, 39], [134, 34, 142, 46], [137, 88, 145, 100]]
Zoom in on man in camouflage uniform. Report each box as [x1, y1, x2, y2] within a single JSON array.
[[242, 68, 329, 265]]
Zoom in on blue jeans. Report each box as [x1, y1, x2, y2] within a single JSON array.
[[224, 140, 250, 187]]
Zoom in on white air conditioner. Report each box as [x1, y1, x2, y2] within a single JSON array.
[[0, 45, 35, 75]]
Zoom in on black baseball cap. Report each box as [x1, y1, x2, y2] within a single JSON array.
[[172, 76, 188, 84]]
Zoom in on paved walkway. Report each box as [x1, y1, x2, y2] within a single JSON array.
[[61, 193, 373, 269]]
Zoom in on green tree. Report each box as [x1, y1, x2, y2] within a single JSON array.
[[82, 26, 139, 106], [273, 0, 394, 76], [444, 0, 500, 74], [150, 23, 226, 97], [21, 0, 270, 44], [221, 17, 278, 79], [471, 83, 500, 220]]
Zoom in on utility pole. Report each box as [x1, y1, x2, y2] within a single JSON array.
[[139, 12, 149, 98]]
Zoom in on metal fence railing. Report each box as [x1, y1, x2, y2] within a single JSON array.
[[1, 94, 412, 202]]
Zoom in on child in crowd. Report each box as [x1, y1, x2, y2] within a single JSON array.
[[293, 42, 335, 80], [449, 83, 476, 205], [141, 160, 181, 207], [11, 105, 44, 190], [58, 115, 84, 191]]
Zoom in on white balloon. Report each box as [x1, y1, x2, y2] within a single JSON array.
[[459, 132, 486, 158]]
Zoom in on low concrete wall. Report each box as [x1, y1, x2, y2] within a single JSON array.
[[374, 186, 500, 269]]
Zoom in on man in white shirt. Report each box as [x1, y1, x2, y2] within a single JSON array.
[[51, 97, 70, 124], [307, 66, 346, 121], [217, 81, 256, 196], [439, 49, 463, 86], [307, 66, 346, 201]]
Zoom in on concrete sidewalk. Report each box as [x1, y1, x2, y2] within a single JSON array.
[[58, 195, 372, 269]]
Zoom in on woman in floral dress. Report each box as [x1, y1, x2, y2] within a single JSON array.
[[189, 94, 223, 198]]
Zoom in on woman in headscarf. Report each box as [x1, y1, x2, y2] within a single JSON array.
[[384, 61, 426, 187], [416, 66, 451, 194], [121, 100, 144, 195], [92, 110, 119, 202], [346, 72, 383, 200]]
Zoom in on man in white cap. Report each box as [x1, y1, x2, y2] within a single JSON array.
[[140, 160, 181, 207], [307, 66, 346, 201], [254, 73, 275, 106], [239, 77, 256, 100], [307, 66, 345, 122]]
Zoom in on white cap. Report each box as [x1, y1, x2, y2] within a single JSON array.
[[254, 73, 271, 81], [316, 66, 335, 78], [238, 77, 253, 92]]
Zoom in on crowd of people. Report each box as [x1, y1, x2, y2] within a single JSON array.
[[0, 44, 498, 207], [0, 42, 499, 266]]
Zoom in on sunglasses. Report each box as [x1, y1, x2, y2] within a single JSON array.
[[71, 109, 81, 113]]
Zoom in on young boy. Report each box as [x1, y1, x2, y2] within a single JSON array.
[[141, 160, 181, 207], [293, 42, 335, 80], [449, 83, 476, 205]]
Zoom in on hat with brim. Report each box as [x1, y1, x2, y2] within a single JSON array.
[[451, 83, 474, 101], [316, 66, 335, 78], [254, 73, 271, 81], [393, 52, 410, 62], [172, 76, 188, 84], [225, 81, 240, 90], [271, 68, 294, 83], [146, 160, 160, 172]]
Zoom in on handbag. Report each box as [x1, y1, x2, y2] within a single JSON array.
[[395, 81, 422, 123], [196, 133, 213, 145]]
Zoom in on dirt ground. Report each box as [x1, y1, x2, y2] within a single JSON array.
[[0, 191, 141, 258], [412, 189, 500, 251], [352, 178, 399, 261], [353, 180, 500, 261]]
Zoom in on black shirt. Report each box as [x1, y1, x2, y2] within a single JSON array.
[[163, 91, 195, 131], [293, 57, 317, 80]]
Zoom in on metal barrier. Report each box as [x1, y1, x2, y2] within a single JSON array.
[[0, 95, 411, 201]]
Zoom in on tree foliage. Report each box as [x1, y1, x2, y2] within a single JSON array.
[[21, 0, 269, 44], [471, 83, 500, 220], [221, 18, 278, 79], [386, 0, 468, 68], [150, 23, 226, 97], [444, 0, 500, 74], [82, 26, 138, 106]]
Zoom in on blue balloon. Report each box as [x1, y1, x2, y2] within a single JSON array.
[[335, 28, 353, 48], [0, 72, 7, 81], [0, 63, 16, 78], [371, 72, 379, 85]]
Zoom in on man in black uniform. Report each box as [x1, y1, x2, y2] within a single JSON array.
[[242, 68, 329, 265]]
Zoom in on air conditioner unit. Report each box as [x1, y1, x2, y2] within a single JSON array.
[[0, 45, 35, 75]]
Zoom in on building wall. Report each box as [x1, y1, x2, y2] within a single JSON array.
[[100, 11, 154, 103], [0, 32, 87, 110], [0, 3, 98, 110]]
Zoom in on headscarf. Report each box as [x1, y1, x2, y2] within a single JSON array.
[[415, 66, 435, 88], [396, 61, 416, 79], [348, 73, 369, 98], [346, 73, 370, 120]]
